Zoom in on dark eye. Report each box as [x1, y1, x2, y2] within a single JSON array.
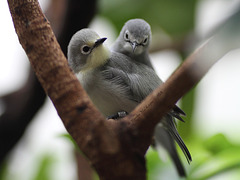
[[81, 45, 91, 54], [124, 31, 129, 41], [143, 37, 148, 45]]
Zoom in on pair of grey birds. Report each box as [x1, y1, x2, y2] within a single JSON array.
[[68, 19, 192, 177]]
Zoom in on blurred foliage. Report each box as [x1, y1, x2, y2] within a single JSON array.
[[98, 0, 197, 38], [61, 134, 100, 180], [60, 133, 80, 153], [32, 154, 56, 180], [146, 133, 240, 180], [146, 148, 161, 180], [0, 153, 56, 180], [188, 133, 240, 180], [179, 87, 196, 139], [0, 161, 7, 180], [2, 133, 240, 180]]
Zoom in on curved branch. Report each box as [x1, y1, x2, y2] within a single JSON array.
[[7, 1, 142, 179], [8, 0, 116, 151], [7, 0, 240, 179], [0, 0, 97, 165]]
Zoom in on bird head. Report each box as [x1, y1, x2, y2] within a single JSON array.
[[119, 19, 151, 55], [68, 28, 109, 73]]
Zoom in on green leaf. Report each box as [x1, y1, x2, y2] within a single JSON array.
[[203, 133, 236, 154], [32, 154, 56, 180], [188, 134, 240, 180], [146, 148, 162, 180], [189, 148, 240, 180]]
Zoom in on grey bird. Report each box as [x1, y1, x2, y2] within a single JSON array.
[[112, 19, 191, 176], [68, 28, 192, 177], [112, 19, 154, 69]]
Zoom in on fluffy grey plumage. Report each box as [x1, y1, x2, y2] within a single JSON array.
[[112, 19, 192, 176], [68, 28, 191, 177], [112, 19, 154, 69]]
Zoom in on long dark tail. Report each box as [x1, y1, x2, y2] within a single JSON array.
[[154, 115, 192, 177], [154, 124, 186, 176], [166, 115, 192, 164]]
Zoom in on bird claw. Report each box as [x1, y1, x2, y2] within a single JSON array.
[[107, 111, 128, 120]]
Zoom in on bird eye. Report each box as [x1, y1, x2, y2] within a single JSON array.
[[124, 31, 129, 41], [81, 45, 91, 54], [142, 37, 148, 45]]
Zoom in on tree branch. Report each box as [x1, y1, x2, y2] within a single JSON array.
[[75, 150, 94, 180], [0, 0, 97, 166], [7, 0, 240, 179], [123, 6, 240, 154], [7, 1, 141, 179]]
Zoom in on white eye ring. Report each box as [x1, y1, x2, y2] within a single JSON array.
[[81, 45, 91, 54], [124, 30, 130, 41]]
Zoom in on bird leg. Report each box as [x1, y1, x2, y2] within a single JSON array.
[[107, 111, 128, 120]]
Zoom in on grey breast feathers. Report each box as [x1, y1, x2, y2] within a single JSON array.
[[100, 51, 163, 103]]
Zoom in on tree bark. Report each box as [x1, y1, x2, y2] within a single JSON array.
[[7, 0, 240, 179], [75, 150, 94, 180], [0, 0, 96, 165]]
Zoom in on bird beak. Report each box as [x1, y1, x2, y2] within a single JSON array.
[[93, 37, 107, 49], [131, 41, 138, 53]]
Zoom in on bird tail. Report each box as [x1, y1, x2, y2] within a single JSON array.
[[166, 115, 192, 164], [154, 115, 192, 177], [154, 125, 186, 177]]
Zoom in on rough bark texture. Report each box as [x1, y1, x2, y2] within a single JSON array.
[[7, 0, 240, 179], [0, 0, 96, 165], [75, 150, 94, 180], [7, 1, 145, 179]]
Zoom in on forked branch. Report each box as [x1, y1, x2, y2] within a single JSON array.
[[7, 0, 240, 179]]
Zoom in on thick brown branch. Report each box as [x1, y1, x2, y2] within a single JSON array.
[[0, 0, 97, 165], [7, 1, 145, 179], [75, 151, 94, 180], [8, 0, 117, 151], [7, 0, 240, 179]]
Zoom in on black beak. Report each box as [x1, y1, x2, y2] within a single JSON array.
[[93, 37, 107, 49], [131, 41, 138, 53]]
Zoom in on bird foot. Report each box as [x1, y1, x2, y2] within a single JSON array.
[[107, 111, 128, 120]]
